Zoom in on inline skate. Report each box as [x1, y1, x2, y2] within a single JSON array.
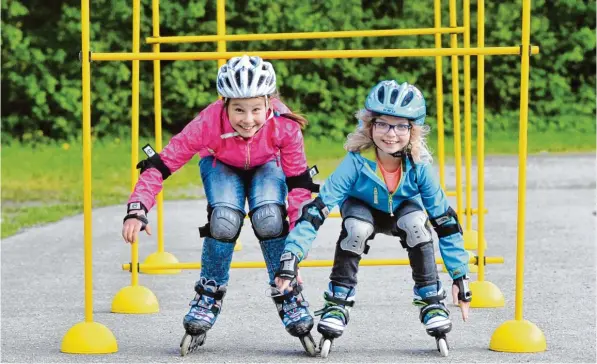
[[315, 282, 355, 358], [413, 281, 452, 356]]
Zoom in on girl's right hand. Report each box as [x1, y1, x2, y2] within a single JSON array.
[[122, 210, 152, 244]]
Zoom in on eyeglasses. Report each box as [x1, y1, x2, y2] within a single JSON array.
[[372, 120, 412, 136]]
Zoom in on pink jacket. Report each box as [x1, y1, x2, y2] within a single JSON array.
[[128, 98, 311, 227]]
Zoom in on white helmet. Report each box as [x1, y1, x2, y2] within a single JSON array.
[[216, 55, 277, 98]]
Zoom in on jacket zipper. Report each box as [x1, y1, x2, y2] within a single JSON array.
[[245, 139, 252, 170], [388, 160, 406, 216]]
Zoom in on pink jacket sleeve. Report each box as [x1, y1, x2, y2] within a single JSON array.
[[127, 112, 206, 212], [278, 120, 311, 230]]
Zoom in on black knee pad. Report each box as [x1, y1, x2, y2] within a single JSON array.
[[249, 203, 289, 240], [198, 205, 244, 243]]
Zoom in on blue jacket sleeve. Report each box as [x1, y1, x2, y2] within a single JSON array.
[[417, 163, 469, 279], [284, 154, 359, 262]]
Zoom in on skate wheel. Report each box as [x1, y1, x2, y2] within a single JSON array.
[[437, 337, 449, 357], [180, 334, 192, 356], [300, 334, 317, 357], [320, 338, 332, 359], [180, 333, 206, 356]]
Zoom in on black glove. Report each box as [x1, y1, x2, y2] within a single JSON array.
[[275, 251, 299, 281], [123, 213, 148, 231], [453, 275, 472, 302]]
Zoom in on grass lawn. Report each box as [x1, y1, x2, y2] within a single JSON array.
[[2, 131, 594, 238]]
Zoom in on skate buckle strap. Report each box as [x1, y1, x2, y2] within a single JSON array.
[[271, 284, 303, 304], [195, 285, 226, 301], [315, 304, 351, 323], [419, 303, 450, 323], [322, 291, 355, 307]]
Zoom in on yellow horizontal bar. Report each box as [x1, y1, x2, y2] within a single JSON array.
[[465, 208, 489, 214], [146, 27, 466, 44], [122, 256, 504, 271], [446, 190, 457, 197], [91, 46, 540, 61]]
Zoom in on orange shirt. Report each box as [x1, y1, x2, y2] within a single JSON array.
[[377, 159, 402, 193]]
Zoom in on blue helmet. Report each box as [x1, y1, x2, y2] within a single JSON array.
[[364, 80, 426, 125]]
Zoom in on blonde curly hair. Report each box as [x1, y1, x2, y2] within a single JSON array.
[[344, 109, 433, 164]]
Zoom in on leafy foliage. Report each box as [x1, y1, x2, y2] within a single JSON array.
[[2, 0, 595, 143]]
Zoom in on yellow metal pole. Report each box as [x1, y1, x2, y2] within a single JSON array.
[[489, 1, 545, 352], [139, 0, 181, 275], [111, 0, 159, 314], [514, 0, 532, 322], [61, 0, 118, 354], [477, 0, 487, 282], [468, 0, 504, 309], [91, 46, 540, 61], [130, 0, 141, 288], [449, 0, 464, 222], [434, 0, 446, 190], [153, 0, 165, 255], [463, 0, 473, 231], [146, 27, 466, 44], [122, 256, 505, 271], [81, 0, 93, 324], [217, 0, 226, 68], [216, 0, 242, 252], [110, 0, 159, 314]]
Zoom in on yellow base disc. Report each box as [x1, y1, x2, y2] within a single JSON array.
[[141, 251, 181, 275], [469, 280, 504, 308], [61, 321, 118, 354], [490, 319, 547, 352], [111, 285, 159, 314], [234, 239, 243, 251]]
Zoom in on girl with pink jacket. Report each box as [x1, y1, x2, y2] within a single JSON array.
[[121, 55, 319, 356]]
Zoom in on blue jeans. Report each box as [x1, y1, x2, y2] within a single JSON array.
[[199, 157, 288, 286]]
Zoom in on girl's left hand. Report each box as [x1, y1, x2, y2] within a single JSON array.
[[452, 284, 470, 321]]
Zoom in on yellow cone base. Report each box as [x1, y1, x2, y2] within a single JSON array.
[[490, 319, 547, 352], [469, 280, 504, 308], [234, 239, 243, 251], [463, 229, 482, 250], [61, 321, 118, 354], [111, 285, 159, 314], [442, 250, 477, 273], [141, 251, 181, 275]]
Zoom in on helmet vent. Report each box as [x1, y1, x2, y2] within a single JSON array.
[[257, 75, 266, 87], [390, 89, 399, 105], [225, 77, 232, 89], [247, 69, 254, 86], [234, 70, 242, 86], [377, 87, 385, 103], [401, 91, 414, 106]]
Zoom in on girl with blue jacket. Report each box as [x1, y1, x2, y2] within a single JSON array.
[[274, 80, 472, 356]]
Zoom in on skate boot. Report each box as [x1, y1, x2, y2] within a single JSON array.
[[269, 281, 317, 357], [315, 282, 355, 358], [413, 281, 452, 357], [180, 278, 226, 356]]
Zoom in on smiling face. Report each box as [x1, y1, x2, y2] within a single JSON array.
[[226, 97, 268, 138], [370, 115, 412, 155]]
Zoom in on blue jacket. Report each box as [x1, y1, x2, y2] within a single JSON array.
[[284, 149, 469, 279]]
